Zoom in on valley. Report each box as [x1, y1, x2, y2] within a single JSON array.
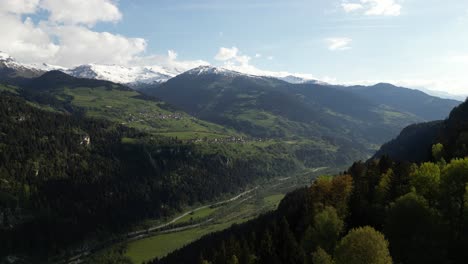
[[0, 52, 464, 264], [1, 2, 468, 264], [87, 167, 335, 264]]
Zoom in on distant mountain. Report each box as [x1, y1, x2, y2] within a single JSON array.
[[0, 51, 177, 86], [374, 97, 468, 162], [418, 87, 467, 101], [66, 64, 174, 86], [1, 51, 464, 104], [342, 83, 461, 120], [142, 66, 452, 164], [0, 52, 44, 78]]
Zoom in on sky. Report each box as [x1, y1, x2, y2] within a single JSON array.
[[1, 0, 468, 95]]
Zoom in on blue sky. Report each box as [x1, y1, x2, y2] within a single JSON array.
[[1, 0, 468, 95]]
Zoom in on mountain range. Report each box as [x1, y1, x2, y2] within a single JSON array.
[[143, 65, 460, 158], [0, 50, 465, 263], [2, 51, 465, 102], [0, 52, 462, 166]]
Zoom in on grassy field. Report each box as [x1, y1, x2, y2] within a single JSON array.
[[263, 194, 285, 210], [0, 84, 19, 94], [173, 206, 219, 225], [61, 87, 237, 139], [123, 181, 295, 263], [125, 217, 250, 264]]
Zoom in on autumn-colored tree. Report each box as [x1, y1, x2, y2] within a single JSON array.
[[310, 175, 353, 217]]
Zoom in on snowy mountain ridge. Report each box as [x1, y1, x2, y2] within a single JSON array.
[[66, 64, 174, 85]]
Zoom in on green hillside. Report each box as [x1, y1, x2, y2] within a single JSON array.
[[144, 67, 451, 163], [4, 71, 237, 140], [153, 98, 468, 264], [0, 93, 302, 261]]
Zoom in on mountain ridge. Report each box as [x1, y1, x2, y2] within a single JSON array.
[[2, 51, 464, 102]]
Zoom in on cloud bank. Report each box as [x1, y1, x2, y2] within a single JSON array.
[[0, 0, 204, 70]]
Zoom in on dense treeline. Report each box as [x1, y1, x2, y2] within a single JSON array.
[[0, 93, 298, 260], [374, 98, 468, 163], [152, 100, 468, 264], [154, 155, 468, 264]]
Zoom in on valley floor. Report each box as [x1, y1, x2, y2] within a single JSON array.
[[82, 167, 337, 264]]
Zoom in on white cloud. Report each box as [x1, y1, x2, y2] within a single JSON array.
[[49, 26, 146, 67], [0, 0, 148, 67], [255, 53, 262, 58], [342, 0, 402, 16], [342, 3, 364, 13], [0, 0, 39, 14], [215, 46, 251, 66], [215, 47, 239, 61], [214, 46, 317, 80], [326, 38, 352, 51], [0, 14, 59, 63], [167, 50, 178, 60], [236, 54, 251, 66], [41, 0, 122, 26], [131, 51, 210, 75]]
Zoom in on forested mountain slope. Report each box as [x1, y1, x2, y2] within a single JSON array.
[[153, 100, 468, 264], [0, 93, 301, 260], [0, 71, 236, 140], [375, 98, 468, 162]]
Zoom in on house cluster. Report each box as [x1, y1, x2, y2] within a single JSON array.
[[189, 136, 248, 144], [126, 112, 185, 123]]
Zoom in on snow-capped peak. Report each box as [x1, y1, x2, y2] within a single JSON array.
[[0, 51, 13, 61], [0, 52, 327, 87], [186, 66, 232, 75], [184, 65, 258, 79], [0, 51, 45, 77], [66, 64, 173, 85]]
